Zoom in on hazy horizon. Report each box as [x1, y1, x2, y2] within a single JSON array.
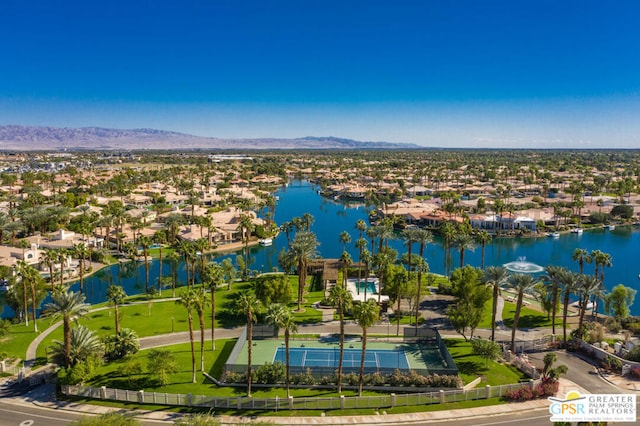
[[2, 1, 639, 149]]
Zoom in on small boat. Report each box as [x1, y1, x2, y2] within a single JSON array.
[[571, 228, 583, 234], [606, 225, 615, 230], [548, 232, 560, 238], [258, 238, 273, 246]]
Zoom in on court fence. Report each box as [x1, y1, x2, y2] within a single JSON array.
[[61, 380, 538, 411]]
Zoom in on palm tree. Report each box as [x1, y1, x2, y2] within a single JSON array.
[[373, 247, 397, 305], [266, 304, 298, 397], [153, 230, 167, 291], [176, 289, 198, 383], [192, 289, 211, 372], [541, 265, 564, 336], [452, 233, 475, 268], [49, 325, 103, 368], [414, 228, 433, 328], [42, 248, 59, 292], [203, 262, 224, 351], [106, 285, 127, 334], [353, 299, 380, 396], [482, 266, 510, 341], [328, 283, 353, 393], [234, 291, 261, 397], [15, 260, 31, 326], [560, 270, 580, 344], [354, 237, 367, 294], [42, 290, 90, 368], [338, 230, 351, 253], [301, 212, 314, 231], [339, 251, 352, 288], [289, 231, 319, 311], [166, 251, 181, 297], [402, 228, 417, 277], [137, 235, 152, 294], [238, 214, 255, 279], [577, 274, 601, 335], [474, 230, 492, 269], [572, 248, 590, 275], [506, 273, 538, 353], [439, 222, 455, 275]]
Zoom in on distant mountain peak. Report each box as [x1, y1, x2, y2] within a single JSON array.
[[0, 125, 420, 150]]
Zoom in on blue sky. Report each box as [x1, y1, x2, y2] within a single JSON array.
[[1, 1, 639, 148]]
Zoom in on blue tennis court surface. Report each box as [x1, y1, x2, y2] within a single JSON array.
[[274, 347, 410, 370]]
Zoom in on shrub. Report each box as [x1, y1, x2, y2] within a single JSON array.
[[254, 362, 285, 384], [502, 378, 558, 402], [624, 346, 640, 362], [586, 323, 605, 344], [629, 366, 640, 379], [601, 355, 623, 373], [290, 369, 315, 385], [604, 317, 622, 334]]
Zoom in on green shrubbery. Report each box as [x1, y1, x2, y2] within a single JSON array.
[[223, 365, 462, 388]]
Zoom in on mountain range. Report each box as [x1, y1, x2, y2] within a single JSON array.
[[0, 125, 419, 150]]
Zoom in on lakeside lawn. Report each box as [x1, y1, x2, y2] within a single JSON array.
[[477, 299, 564, 329], [3, 275, 323, 363]]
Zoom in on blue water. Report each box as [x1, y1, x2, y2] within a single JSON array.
[[354, 280, 378, 295], [2, 180, 640, 317]]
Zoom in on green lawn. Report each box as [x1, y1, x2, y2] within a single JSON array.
[[3, 275, 324, 364], [444, 339, 526, 386], [477, 299, 563, 329]]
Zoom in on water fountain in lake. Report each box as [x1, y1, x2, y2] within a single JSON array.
[[503, 256, 544, 274]]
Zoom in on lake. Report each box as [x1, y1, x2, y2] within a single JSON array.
[[2, 179, 639, 317]]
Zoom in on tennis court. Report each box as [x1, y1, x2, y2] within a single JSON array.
[[274, 347, 410, 369]]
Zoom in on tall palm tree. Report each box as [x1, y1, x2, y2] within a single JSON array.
[[338, 230, 351, 253], [572, 248, 590, 275], [402, 228, 417, 277], [192, 289, 211, 372], [506, 273, 538, 353], [153, 230, 167, 291], [541, 265, 564, 336], [560, 270, 580, 344], [235, 291, 261, 397], [266, 304, 298, 398], [414, 229, 433, 328], [353, 299, 380, 396], [373, 247, 397, 305], [238, 214, 255, 279], [482, 266, 510, 341], [452, 233, 475, 268], [221, 258, 237, 291], [289, 231, 319, 311], [203, 262, 224, 351], [474, 230, 492, 269], [15, 260, 31, 326], [439, 222, 455, 275], [106, 285, 127, 334], [137, 235, 152, 294], [176, 289, 198, 383], [328, 283, 353, 394], [42, 248, 59, 292], [340, 251, 352, 288], [577, 274, 601, 335], [354, 237, 368, 294], [42, 290, 90, 368]]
